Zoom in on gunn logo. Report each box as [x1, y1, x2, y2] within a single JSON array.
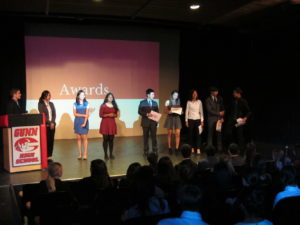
[[12, 126, 41, 166], [14, 138, 39, 152], [14, 128, 38, 137]]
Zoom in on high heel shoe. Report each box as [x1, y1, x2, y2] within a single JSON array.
[[83, 154, 87, 160], [77, 154, 82, 160]]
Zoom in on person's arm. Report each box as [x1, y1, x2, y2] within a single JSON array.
[[81, 105, 89, 127], [138, 100, 148, 117], [153, 101, 159, 113], [38, 102, 50, 125], [199, 100, 204, 126], [185, 101, 189, 127], [38, 102, 46, 114], [205, 98, 219, 117], [50, 103, 56, 129], [51, 103, 56, 125], [164, 100, 170, 114], [73, 104, 88, 118], [242, 99, 251, 122], [219, 97, 225, 117]]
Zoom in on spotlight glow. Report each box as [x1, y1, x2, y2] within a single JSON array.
[[190, 4, 200, 10]]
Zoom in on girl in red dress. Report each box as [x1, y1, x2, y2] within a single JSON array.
[[99, 93, 119, 160]]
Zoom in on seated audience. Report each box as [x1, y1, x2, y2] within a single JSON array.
[[157, 184, 209, 225], [234, 188, 273, 225], [122, 166, 170, 221], [273, 165, 300, 207], [228, 143, 245, 167]]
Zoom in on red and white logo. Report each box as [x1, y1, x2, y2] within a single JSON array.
[[14, 137, 39, 152], [12, 126, 41, 167]]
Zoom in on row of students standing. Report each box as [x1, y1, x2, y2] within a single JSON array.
[[164, 86, 251, 156], [6, 87, 250, 161]]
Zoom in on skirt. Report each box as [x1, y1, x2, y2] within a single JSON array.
[[164, 115, 182, 130]]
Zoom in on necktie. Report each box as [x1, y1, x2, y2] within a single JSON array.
[[148, 100, 152, 107]]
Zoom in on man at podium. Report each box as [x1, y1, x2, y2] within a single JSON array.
[[6, 88, 23, 114]]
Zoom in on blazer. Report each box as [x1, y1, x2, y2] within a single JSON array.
[[6, 99, 22, 114], [138, 99, 159, 127], [38, 101, 56, 125], [205, 95, 224, 119], [230, 97, 251, 121]]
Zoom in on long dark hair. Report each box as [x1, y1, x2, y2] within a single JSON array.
[[90, 159, 111, 189], [189, 89, 198, 101], [103, 92, 119, 112], [170, 90, 180, 105], [39, 90, 50, 104], [76, 90, 87, 105]]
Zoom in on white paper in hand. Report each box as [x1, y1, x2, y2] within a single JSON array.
[[170, 107, 182, 115], [216, 120, 222, 132], [148, 110, 162, 122], [198, 125, 203, 134], [235, 118, 246, 127]]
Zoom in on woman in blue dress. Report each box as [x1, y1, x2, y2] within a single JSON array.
[[73, 90, 89, 160]]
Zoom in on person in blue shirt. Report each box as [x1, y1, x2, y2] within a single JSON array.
[[157, 184, 209, 225], [273, 165, 300, 207], [73, 90, 90, 160]]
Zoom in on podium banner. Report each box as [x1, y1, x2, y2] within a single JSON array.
[[12, 126, 41, 167]]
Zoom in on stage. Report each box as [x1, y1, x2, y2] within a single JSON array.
[[0, 135, 278, 187]]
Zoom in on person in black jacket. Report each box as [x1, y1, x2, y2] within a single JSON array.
[[225, 87, 251, 153], [6, 88, 23, 114], [138, 88, 159, 156], [205, 86, 225, 152], [38, 90, 56, 161]]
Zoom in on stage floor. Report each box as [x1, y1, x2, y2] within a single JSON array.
[[0, 135, 277, 187]]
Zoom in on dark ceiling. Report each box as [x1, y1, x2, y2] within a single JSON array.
[[1, 0, 300, 30]]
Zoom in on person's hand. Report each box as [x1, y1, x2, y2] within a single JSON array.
[[186, 121, 189, 127], [81, 123, 86, 128], [201, 122, 204, 127], [147, 113, 153, 117], [50, 122, 55, 130], [220, 111, 225, 116], [242, 117, 247, 123]]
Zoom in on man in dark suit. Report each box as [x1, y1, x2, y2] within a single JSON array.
[[225, 87, 251, 153], [205, 86, 224, 152], [138, 88, 159, 155], [6, 88, 23, 114]]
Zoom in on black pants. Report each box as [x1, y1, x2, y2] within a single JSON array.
[[207, 117, 222, 151], [225, 120, 245, 153], [143, 124, 158, 153], [103, 135, 114, 154], [188, 119, 201, 150], [46, 126, 55, 157]]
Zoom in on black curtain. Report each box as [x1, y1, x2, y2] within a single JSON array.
[[0, 16, 26, 169], [179, 27, 300, 146], [0, 16, 26, 114]]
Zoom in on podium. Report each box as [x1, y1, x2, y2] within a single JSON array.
[[0, 114, 48, 172]]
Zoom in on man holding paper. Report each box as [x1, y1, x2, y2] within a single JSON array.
[[225, 87, 251, 153], [138, 88, 160, 156], [205, 86, 224, 152]]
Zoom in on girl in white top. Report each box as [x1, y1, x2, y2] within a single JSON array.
[[185, 90, 204, 154]]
